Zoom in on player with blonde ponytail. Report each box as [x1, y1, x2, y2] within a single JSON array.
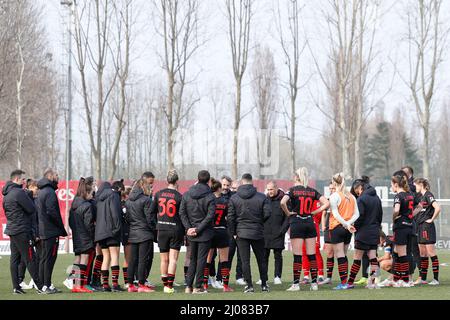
[[328, 173, 360, 290]]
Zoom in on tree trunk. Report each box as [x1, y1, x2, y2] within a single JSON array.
[[232, 78, 242, 180], [167, 71, 175, 171], [290, 96, 296, 173]]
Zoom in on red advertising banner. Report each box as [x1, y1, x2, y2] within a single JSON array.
[[0, 179, 303, 241]]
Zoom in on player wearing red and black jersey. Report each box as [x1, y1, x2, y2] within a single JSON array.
[[204, 179, 233, 292], [413, 178, 441, 285], [391, 174, 415, 287], [150, 170, 183, 294], [281, 168, 329, 291]]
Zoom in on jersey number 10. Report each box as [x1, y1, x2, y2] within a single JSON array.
[[298, 197, 313, 215]]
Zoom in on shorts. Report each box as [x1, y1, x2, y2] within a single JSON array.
[[330, 225, 352, 245], [324, 229, 331, 244], [354, 241, 378, 251], [211, 228, 230, 249], [290, 220, 317, 239], [98, 238, 120, 249], [417, 222, 436, 245], [158, 229, 184, 253], [393, 227, 413, 246], [74, 248, 95, 256]]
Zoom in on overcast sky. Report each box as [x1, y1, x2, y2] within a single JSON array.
[[40, 0, 450, 157]]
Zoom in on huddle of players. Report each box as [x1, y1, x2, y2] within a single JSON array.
[[4, 165, 442, 294]]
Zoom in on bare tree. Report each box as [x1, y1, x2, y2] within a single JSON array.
[[251, 45, 278, 178], [401, 0, 448, 178], [153, 0, 201, 171], [225, 0, 254, 180], [108, 0, 134, 179], [311, 0, 385, 178], [274, 0, 304, 174], [73, 0, 118, 179]]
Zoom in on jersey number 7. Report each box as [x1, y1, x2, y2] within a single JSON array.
[[159, 198, 177, 217]]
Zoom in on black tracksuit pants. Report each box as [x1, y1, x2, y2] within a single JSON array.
[[236, 238, 268, 287], [38, 237, 59, 287], [228, 236, 243, 279], [9, 233, 42, 290], [186, 241, 211, 289], [265, 248, 283, 278], [128, 240, 153, 285]]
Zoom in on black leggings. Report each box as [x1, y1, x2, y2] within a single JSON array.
[[265, 248, 283, 278], [38, 237, 59, 287], [228, 236, 243, 279], [128, 240, 153, 285], [236, 238, 268, 286], [10, 233, 42, 290], [186, 241, 211, 289]]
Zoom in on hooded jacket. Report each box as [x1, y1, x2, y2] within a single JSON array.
[[36, 178, 67, 240], [94, 182, 123, 242], [125, 187, 156, 244], [69, 196, 96, 254], [179, 183, 216, 242], [354, 185, 383, 246], [2, 182, 36, 237], [228, 184, 272, 240], [264, 189, 289, 249]]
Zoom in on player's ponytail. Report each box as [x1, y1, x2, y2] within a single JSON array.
[[295, 167, 309, 187], [333, 172, 352, 198], [391, 174, 410, 192], [414, 178, 430, 191], [210, 178, 222, 192]]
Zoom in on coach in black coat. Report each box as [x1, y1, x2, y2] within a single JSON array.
[[228, 174, 272, 291], [179, 170, 216, 292], [69, 196, 96, 255], [264, 189, 289, 249], [94, 182, 123, 243], [36, 178, 67, 240], [36, 171, 67, 291], [2, 173, 43, 292]]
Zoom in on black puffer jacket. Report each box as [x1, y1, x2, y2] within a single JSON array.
[[125, 187, 155, 244], [2, 182, 36, 236], [354, 185, 383, 246], [69, 196, 95, 254], [25, 190, 39, 240], [94, 182, 122, 242], [36, 178, 67, 240], [264, 190, 289, 249], [180, 183, 216, 242], [228, 184, 272, 240]]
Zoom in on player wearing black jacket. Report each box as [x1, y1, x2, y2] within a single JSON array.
[[125, 179, 156, 293], [36, 169, 67, 294], [69, 178, 96, 293], [228, 174, 272, 293], [391, 174, 415, 287], [3, 170, 44, 294], [347, 177, 383, 289], [95, 180, 123, 292], [150, 170, 184, 294], [413, 178, 441, 285], [180, 170, 216, 294]]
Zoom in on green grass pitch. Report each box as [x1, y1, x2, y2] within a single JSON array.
[[1, 251, 450, 300]]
